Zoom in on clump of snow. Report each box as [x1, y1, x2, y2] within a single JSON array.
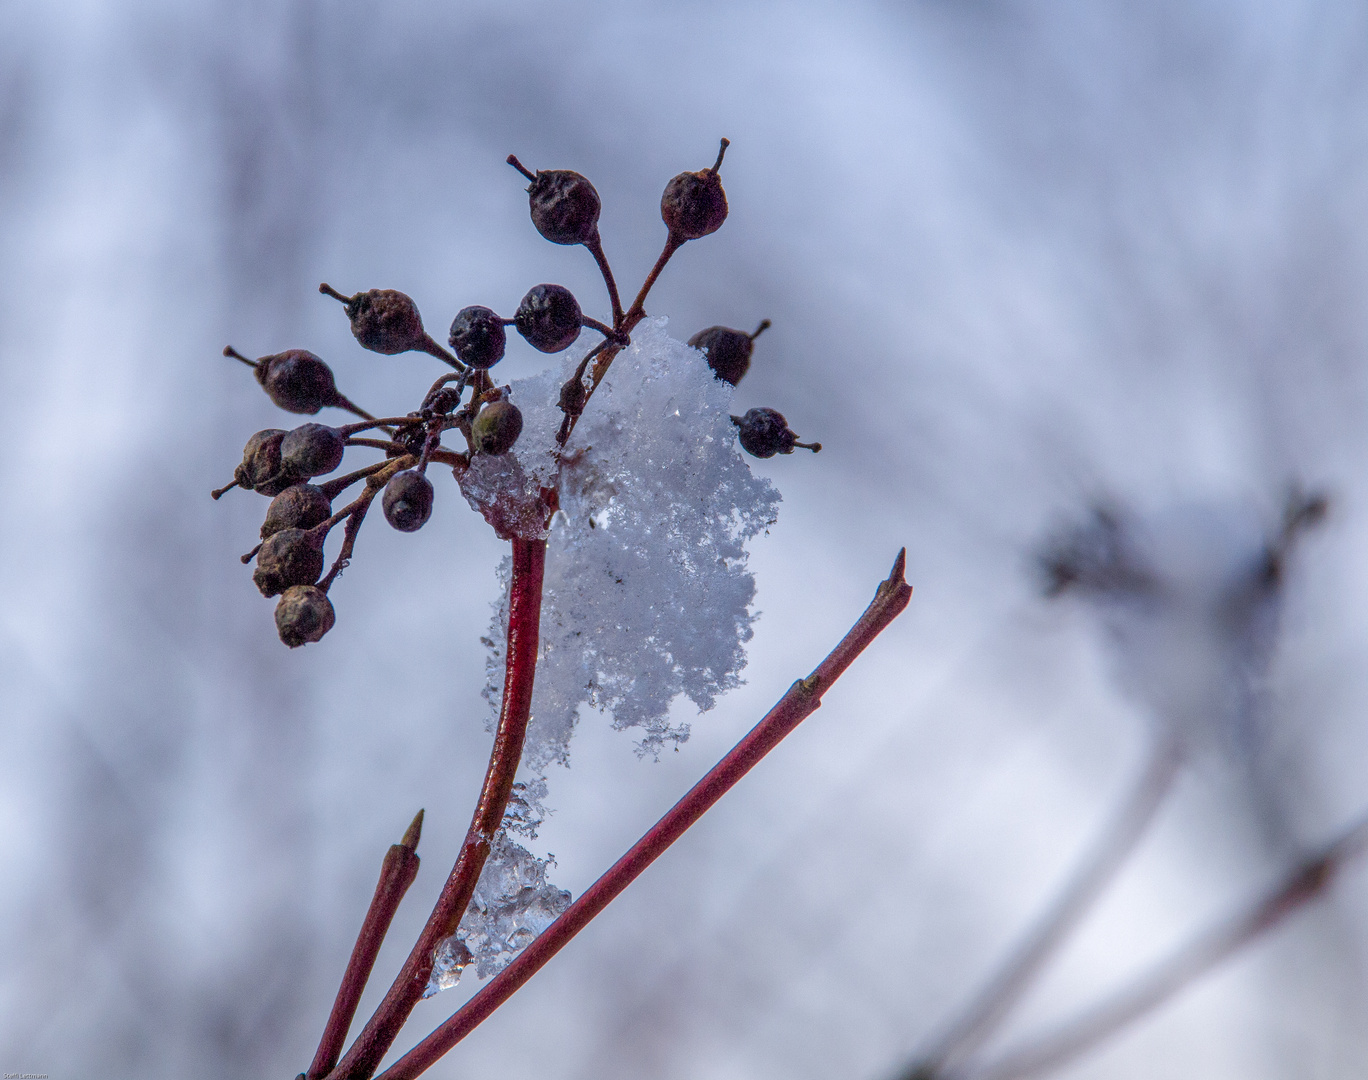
[[433, 318, 779, 994], [481, 317, 779, 767]]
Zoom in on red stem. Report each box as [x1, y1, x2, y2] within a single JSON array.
[[307, 811, 425, 1080], [375, 550, 914, 1080], [327, 538, 546, 1080]]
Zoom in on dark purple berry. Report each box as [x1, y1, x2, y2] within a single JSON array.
[[234, 429, 295, 495], [275, 584, 335, 648], [251, 349, 341, 413], [261, 484, 332, 540], [448, 306, 507, 369], [514, 284, 582, 353], [382, 470, 435, 532], [428, 387, 463, 414], [688, 320, 769, 386], [253, 528, 324, 597], [471, 400, 523, 456], [731, 407, 820, 459], [322, 285, 428, 355], [280, 423, 344, 478], [661, 139, 729, 242], [509, 158, 602, 246]]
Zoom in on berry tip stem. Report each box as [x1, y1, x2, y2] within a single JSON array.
[[750, 319, 771, 341], [711, 137, 730, 173], [319, 283, 355, 305], [506, 154, 538, 183]]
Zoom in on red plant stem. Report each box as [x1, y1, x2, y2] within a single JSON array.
[[307, 811, 426, 1080], [328, 537, 546, 1080], [966, 807, 1368, 1080], [375, 549, 914, 1080]]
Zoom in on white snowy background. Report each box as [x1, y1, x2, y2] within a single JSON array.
[[3, 2, 1368, 1078]]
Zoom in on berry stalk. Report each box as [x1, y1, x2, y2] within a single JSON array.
[[306, 811, 425, 1080], [373, 550, 914, 1080], [327, 537, 546, 1080]]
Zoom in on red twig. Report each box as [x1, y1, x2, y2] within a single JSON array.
[[307, 811, 426, 1080], [375, 549, 914, 1080], [327, 538, 546, 1080]]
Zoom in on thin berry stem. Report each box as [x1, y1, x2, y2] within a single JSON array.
[[749, 319, 771, 341], [320, 282, 356, 305], [709, 136, 730, 173], [345, 437, 403, 453], [211, 480, 240, 500], [965, 807, 1368, 1080], [416, 334, 464, 371], [306, 812, 425, 1080], [580, 315, 628, 345], [506, 154, 537, 183], [327, 538, 547, 1080], [320, 461, 396, 502], [222, 345, 257, 368], [908, 735, 1184, 1079], [556, 234, 683, 446], [584, 232, 624, 327], [373, 550, 913, 1080]]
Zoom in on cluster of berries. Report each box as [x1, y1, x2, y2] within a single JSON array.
[[213, 141, 818, 647]]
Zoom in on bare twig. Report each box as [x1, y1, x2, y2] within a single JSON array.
[[327, 538, 547, 1080], [374, 549, 914, 1080], [909, 734, 1184, 1078], [963, 808, 1368, 1080], [306, 811, 425, 1080]]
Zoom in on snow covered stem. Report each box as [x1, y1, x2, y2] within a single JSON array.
[[374, 549, 915, 1080], [328, 538, 546, 1080]]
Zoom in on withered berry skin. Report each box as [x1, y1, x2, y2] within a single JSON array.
[[661, 166, 727, 241], [733, 407, 796, 459], [281, 423, 345, 478], [275, 584, 335, 648], [514, 284, 582, 353], [471, 400, 523, 455], [254, 350, 340, 414], [526, 170, 601, 246], [345, 289, 427, 354], [427, 387, 463, 414], [448, 306, 507, 369], [261, 484, 332, 540], [253, 528, 324, 597], [234, 429, 291, 494], [382, 470, 435, 532], [688, 326, 754, 386]]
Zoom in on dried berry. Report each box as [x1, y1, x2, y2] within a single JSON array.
[[383, 470, 435, 532], [234, 429, 294, 495], [661, 138, 729, 242], [688, 319, 769, 386], [275, 584, 335, 648], [391, 420, 427, 458], [508, 157, 602, 246], [427, 387, 463, 414], [280, 423, 345, 478], [514, 284, 583, 353], [261, 484, 332, 540], [471, 400, 523, 455], [448, 306, 507, 369], [320, 284, 430, 355], [249, 349, 341, 413], [731, 407, 821, 458], [253, 528, 325, 597]]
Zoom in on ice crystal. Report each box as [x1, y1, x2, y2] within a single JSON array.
[[426, 833, 571, 993]]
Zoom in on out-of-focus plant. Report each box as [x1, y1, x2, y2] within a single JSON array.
[[211, 141, 908, 1080]]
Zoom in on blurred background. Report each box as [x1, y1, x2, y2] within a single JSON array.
[[4, 1, 1368, 1077]]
